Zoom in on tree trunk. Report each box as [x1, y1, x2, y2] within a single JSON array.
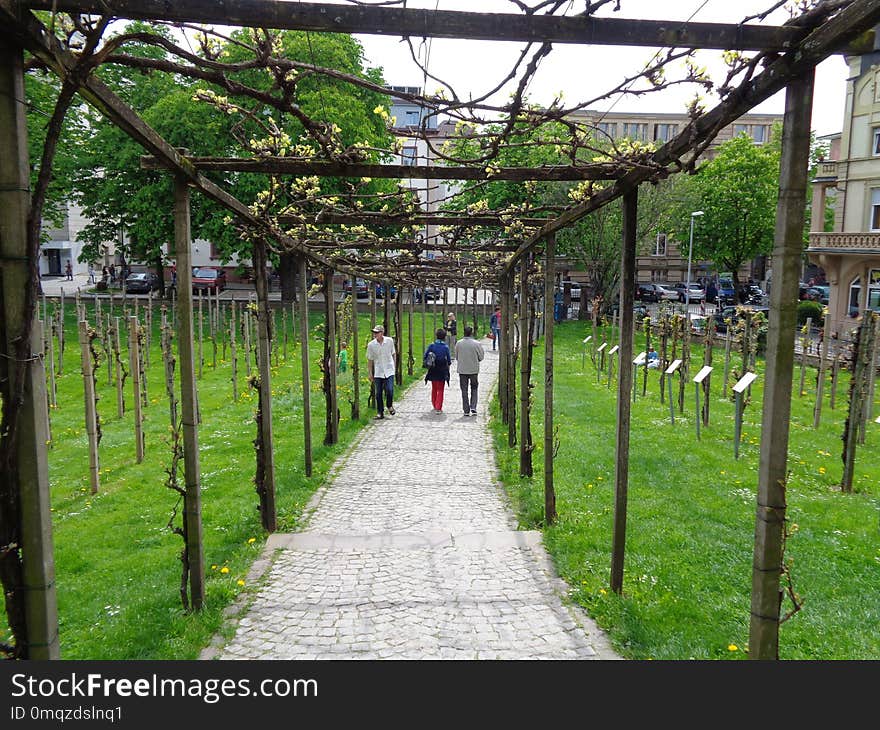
[[279, 250, 297, 303]]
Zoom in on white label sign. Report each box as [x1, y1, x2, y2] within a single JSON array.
[[733, 372, 758, 393], [693, 365, 713, 384], [665, 358, 682, 375], [608, 345, 620, 356], [597, 342, 607, 353], [632, 350, 646, 365], [583, 335, 592, 344]]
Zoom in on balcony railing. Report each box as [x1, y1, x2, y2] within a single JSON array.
[[808, 231, 880, 251], [814, 160, 838, 180]]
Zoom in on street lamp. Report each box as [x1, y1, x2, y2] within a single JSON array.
[[686, 210, 704, 311]]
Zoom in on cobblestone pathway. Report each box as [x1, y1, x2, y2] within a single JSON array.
[[204, 342, 620, 660]]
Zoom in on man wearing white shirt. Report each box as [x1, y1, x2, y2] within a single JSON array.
[[366, 324, 396, 420]]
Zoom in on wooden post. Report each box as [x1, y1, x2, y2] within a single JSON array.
[[128, 315, 144, 463], [506, 271, 517, 447], [498, 273, 508, 422], [299, 257, 313, 476], [78, 320, 101, 493], [243, 305, 252, 377], [46, 310, 57, 408], [112, 316, 124, 417], [750, 73, 813, 660], [407, 287, 414, 376], [864, 317, 880, 426], [173, 177, 205, 610], [610, 188, 637, 595], [519, 256, 532, 477], [230, 300, 238, 401], [813, 328, 829, 428], [543, 236, 556, 525], [841, 315, 876, 490], [0, 39, 58, 657], [323, 266, 339, 445], [197, 289, 204, 379], [394, 286, 403, 387], [799, 318, 811, 396], [252, 239, 277, 531], [722, 329, 732, 398], [351, 284, 360, 420]]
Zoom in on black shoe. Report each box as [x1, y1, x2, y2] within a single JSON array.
[[471, 410, 477, 415], [374, 413, 384, 420], [388, 407, 395, 415]]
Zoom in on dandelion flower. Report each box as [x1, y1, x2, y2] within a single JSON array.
[[819, 467, 826, 474], [728, 644, 738, 652], [220, 566, 230, 574], [237, 579, 245, 587], [211, 564, 218, 570], [247, 537, 256, 544]]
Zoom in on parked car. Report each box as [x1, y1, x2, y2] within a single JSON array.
[[635, 283, 664, 302], [414, 285, 442, 303], [558, 280, 582, 301], [343, 278, 370, 298], [803, 285, 829, 305], [717, 278, 737, 306], [655, 283, 679, 301], [192, 266, 227, 293], [746, 284, 766, 304], [123, 272, 161, 294], [669, 282, 706, 303]]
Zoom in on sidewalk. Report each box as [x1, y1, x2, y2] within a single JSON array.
[[203, 345, 620, 660]]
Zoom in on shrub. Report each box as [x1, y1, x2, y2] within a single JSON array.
[[797, 299, 824, 326]]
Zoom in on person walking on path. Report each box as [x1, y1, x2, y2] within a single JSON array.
[[445, 312, 458, 358], [489, 306, 501, 350], [366, 324, 396, 420], [65, 260, 73, 281], [455, 325, 485, 416], [424, 327, 451, 413], [87, 263, 96, 285]]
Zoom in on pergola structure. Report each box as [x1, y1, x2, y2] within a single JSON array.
[[2, 0, 879, 661]]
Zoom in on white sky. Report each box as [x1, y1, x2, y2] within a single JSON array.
[[354, 0, 849, 136]]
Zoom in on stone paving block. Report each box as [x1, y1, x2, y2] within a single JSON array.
[[212, 352, 620, 661]]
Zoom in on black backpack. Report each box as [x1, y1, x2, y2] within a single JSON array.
[[423, 348, 436, 368]]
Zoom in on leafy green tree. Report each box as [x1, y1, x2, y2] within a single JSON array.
[[665, 132, 781, 291]]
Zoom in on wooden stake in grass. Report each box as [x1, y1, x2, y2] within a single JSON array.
[[128, 315, 144, 463], [299, 257, 313, 476], [830, 336, 840, 410], [243, 304, 252, 377], [197, 289, 204, 380], [722, 321, 733, 398], [841, 313, 877, 491], [519, 256, 533, 477], [78, 320, 101, 494], [46, 309, 57, 409], [56, 302, 64, 375], [799, 317, 811, 396], [351, 285, 360, 420], [813, 327, 829, 428], [113, 316, 125, 418], [161, 306, 177, 428], [230, 300, 238, 402]]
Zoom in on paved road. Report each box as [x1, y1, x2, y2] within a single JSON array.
[[203, 345, 619, 660]]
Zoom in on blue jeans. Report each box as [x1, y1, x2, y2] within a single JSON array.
[[490, 327, 500, 349], [374, 376, 394, 415]]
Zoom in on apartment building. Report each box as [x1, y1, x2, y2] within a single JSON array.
[[807, 50, 880, 337]]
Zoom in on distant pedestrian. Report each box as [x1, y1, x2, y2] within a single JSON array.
[[87, 263, 96, 285], [337, 341, 349, 374], [423, 328, 452, 413], [366, 324, 396, 420], [65, 260, 73, 281], [108, 264, 116, 284], [445, 312, 458, 358], [455, 325, 484, 416], [489, 306, 501, 350]]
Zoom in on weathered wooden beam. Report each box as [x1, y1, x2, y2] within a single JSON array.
[[143, 156, 626, 182], [0, 2, 351, 275], [277, 213, 546, 228], [24, 0, 811, 51], [504, 0, 880, 273]]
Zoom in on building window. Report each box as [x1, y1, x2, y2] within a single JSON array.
[[401, 146, 417, 166], [405, 110, 420, 126], [654, 123, 677, 142], [596, 121, 616, 139], [871, 188, 880, 231], [654, 233, 667, 256], [873, 128, 880, 156], [621, 123, 648, 141], [849, 269, 880, 313], [734, 123, 768, 143]]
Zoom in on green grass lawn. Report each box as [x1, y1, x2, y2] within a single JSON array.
[[489, 319, 880, 659], [2, 298, 463, 659]]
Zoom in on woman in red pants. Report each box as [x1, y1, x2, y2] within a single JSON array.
[[423, 328, 452, 413]]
